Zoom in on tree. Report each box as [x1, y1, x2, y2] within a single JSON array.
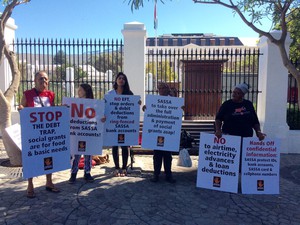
[[88, 52, 123, 76], [275, 8, 300, 61], [127, 0, 300, 107], [54, 50, 66, 65], [146, 61, 178, 82], [0, 0, 30, 165], [288, 10, 300, 61]]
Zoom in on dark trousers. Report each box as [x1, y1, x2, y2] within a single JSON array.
[[112, 146, 129, 170], [153, 150, 172, 178]]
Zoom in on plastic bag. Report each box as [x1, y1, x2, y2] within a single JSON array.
[[177, 148, 192, 167]]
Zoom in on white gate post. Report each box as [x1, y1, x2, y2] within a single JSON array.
[[257, 30, 292, 153], [66, 67, 75, 97], [105, 70, 113, 91], [121, 22, 147, 104], [146, 73, 153, 92]]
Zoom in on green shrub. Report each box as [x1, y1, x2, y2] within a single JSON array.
[[287, 107, 300, 130]]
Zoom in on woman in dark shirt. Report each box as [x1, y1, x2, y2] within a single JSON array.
[[215, 83, 266, 140]]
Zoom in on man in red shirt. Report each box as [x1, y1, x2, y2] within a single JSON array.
[[18, 71, 59, 198]]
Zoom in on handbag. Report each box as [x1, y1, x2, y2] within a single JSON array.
[[177, 148, 192, 167]]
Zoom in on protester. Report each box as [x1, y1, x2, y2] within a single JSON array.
[[143, 82, 177, 183], [106, 72, 134, 177], [68, 83, 106, 184], [215, 82, 266, 140], [169, 87, 178, 97], [18, 71, 60, 198]]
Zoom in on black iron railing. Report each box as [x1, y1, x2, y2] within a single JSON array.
[[13, 38, 123, 106], [13, 38, 299, 128], [146, 47, 261, 120]]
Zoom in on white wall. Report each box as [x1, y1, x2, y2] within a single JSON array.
[[257, 30, 300, 153]]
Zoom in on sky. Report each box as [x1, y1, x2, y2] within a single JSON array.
[[1, 0, 273, 42]]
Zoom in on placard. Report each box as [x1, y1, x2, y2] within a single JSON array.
[[103, 95, 140, 146], [197, 133, 241, 193], [63, 97, 105, 155], [142, 95, 184, 152], [20, 107, 70, 178], [241, 137, 280, 194], [5, 123, 22, 150]]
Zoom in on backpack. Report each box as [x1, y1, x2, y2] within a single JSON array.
[[180, 129, 194, 148]]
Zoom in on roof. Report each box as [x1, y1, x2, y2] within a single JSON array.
[[146, 33, 244, 47]]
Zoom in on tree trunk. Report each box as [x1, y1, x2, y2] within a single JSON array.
[[0, 91, 22, 166], [0, 1, 30, 166]]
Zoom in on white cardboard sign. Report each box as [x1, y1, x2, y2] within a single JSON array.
[[5, 123, 22, 150], [241, 137, 280, 194], [142, 95, 184, 152], [63, 97, 105, 155], [20, 106, 70, 178], [197, 133, 241, 193], [103, 95, 140, 146]]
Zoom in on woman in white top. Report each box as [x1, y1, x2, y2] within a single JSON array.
[[107, 72, 133, 177]]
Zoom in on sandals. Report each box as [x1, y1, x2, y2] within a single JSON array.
[[26, 190, 36, 199], [113, 169, 120, 177], [105, 154, 110, 163], [26, 186, 59, 197], [45, 186, 60, 193], [120, 169, 127, 177]]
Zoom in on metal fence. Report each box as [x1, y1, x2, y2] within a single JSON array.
[[145, 47, 261, 120], [12, 38, 299, 127], [13, 38, 123, 106]]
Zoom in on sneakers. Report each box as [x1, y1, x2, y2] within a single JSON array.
[[68, 173, 77, 184], [84, 173, 94, 182], [150, 175, 159, 183], [69, 173, 94, 183]]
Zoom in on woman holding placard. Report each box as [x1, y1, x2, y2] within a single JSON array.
[[107, 72, 134, 177], [142, 82, 177, 183], [68, 83, 102, 184], [215, 83, 266, 140]]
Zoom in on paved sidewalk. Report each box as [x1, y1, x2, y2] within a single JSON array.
[[1, 139, 300, 225]]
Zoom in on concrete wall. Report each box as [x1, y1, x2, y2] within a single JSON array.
[[257, 30, 300, 153]]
